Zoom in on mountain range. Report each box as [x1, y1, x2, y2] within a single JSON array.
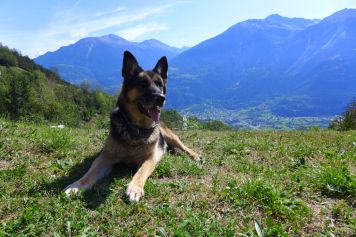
[[35, 35, 187, 92], [34, 9, 356, 128]]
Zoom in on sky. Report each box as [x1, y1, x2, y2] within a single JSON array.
[[1, 0, 356, 58]]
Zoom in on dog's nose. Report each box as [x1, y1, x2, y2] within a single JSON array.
[[152, 93, 165, 105]]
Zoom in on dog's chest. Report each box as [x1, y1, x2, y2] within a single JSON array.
[[103, 135, 161, 166]]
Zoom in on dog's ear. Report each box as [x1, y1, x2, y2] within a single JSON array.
[[122, 51, 141, 79], [153, 56, 168, 81]]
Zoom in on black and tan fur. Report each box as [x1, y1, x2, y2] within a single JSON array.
[[64, 51, 204, 202]]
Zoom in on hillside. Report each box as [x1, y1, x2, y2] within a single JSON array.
[[0, 44, 114, 125], [0, 119, 355, 236], [34, 35, 187, 93]]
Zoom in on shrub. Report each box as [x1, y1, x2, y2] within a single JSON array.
[[203, 120, 232, 131], [39, 128, 73, 153], [329, 98, 356, 131], [314, 165, 355, 198], [161, 110, 184, 130]]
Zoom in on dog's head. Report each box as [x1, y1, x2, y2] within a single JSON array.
[[118, 51, 168, 128]]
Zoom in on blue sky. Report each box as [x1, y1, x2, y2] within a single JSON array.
[[1, 0, 356, 58]]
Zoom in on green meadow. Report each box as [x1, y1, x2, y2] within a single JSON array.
[[0, 119, 355, 236]]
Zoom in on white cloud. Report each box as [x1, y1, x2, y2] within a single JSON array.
[[94, 6, 127, 17], [27, 4, 175, 57], [40, 5, 170, 38], [119, 22, 169, 40], [69, 0, 82, 11]]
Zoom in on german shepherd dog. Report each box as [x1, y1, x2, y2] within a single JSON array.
[[64, 51, 204, 201]]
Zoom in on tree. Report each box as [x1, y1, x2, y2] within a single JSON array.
[[5, 73, 30, 120], [0, 46, 18, 67], [342, 97, 356, 130], [329, 98, 356, 131]]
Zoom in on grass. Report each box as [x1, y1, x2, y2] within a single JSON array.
[[0, 119, 355, 236]]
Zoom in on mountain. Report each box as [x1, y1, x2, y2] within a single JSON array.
[[168, 13, 320, 110], [34, 35, 187, 93], [167, 9, 356, 124], [34, 9, 356, 128], [275, 9, 356, 116]]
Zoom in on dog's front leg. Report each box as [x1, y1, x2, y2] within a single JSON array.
[[160, 126, 205, 163], [64, 154, 114, 196], [125, 158, 157, 202]]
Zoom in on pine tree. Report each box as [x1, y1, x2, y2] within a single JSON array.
[[6, 74, 30, 120]]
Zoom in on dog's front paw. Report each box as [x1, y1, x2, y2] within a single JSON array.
[[64, 187, 80, 197], [64, 181, 84, 197], [125, 183, 144, 202]]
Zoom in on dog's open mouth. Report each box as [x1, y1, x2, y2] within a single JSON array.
[[137, 102, 162, 123]]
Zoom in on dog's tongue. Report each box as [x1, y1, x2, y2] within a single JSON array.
[[149, 107, 161, 123]]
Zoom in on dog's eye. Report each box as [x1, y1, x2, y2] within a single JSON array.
[[155, 80, 163, 88], [140, 79, 149, 88]]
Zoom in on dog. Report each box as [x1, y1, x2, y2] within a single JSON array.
[[64, 51, 204, 202]]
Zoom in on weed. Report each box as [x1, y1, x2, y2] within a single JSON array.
[[222, 179, 310, 222], [331, 200, 354, 222], [38, 128, 73, 153], [314, 164, 356, 198], [154, 160, 172, 178]]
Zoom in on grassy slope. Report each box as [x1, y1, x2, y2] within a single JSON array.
[[0, 119, 355, 236]]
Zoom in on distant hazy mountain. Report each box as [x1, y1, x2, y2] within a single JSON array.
[[35, 35, 187, 93], [277, 9, 356, 116], [167, 9, 356, 121]]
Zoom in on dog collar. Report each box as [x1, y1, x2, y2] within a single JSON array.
[[110, 107, 158, 141]]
